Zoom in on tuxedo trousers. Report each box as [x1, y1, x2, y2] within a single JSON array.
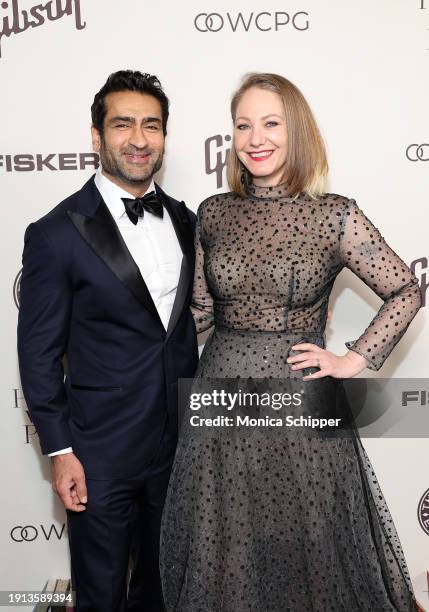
[[67, 420, 176, 612]]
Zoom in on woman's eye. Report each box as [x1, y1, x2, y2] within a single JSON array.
[[236, 124, 249, 130], [266, 121, 279, 127]]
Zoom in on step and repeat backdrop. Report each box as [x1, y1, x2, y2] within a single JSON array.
[[1, 0, 428, 608]]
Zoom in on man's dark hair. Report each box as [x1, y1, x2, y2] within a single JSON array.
[[91, 70, 169, 135]]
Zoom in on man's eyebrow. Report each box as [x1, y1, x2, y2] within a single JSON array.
[[108, 115, 135, 124], [108, 116, 162, 124], [142, 116, 162, 124]]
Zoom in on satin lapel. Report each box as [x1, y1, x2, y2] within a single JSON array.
[[67, 200, 162, 325], [156, 186, 195, 338], [167, 255, 192, 338]]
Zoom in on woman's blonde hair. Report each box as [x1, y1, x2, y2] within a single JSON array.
[[227, 73, 328, 198]]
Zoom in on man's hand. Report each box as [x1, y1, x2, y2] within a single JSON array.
[[51, 453, 87, 512]]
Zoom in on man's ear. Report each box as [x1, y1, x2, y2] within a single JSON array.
[[91, 126, 101, 153]]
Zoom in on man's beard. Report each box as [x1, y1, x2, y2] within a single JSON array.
[[99, 138, 163, 186]]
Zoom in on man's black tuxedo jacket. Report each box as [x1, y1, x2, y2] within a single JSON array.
[[17, 176, 199, 479]]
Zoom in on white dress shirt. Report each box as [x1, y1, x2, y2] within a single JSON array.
[[49, 169, 183, 457]]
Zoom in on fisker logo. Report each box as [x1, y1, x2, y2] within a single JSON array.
[[402, 390, 429, 406], [10, 523, 66, 542], [194, 11, 310, 33], [406, 144, 429, 161], [0, 0, 86, 58], [0, 152, 99, 172], [417, 489, 429, 536], [205, 134, 231, 189], [13, 268, 21, 309]]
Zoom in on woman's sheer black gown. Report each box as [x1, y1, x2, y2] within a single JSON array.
[[159, 184, 422, 612]]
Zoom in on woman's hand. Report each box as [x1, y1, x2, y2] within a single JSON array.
[[287, 343, 369, 380]]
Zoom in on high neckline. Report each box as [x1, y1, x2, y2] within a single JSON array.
[[247, 182, 298, 201]]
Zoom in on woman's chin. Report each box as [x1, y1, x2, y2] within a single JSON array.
[[249, 168, 275, 180]]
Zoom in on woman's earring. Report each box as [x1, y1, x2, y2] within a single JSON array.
[[240, 166, 246, 185]]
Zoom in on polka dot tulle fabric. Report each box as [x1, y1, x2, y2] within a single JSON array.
[[160, 184, 421, 611]]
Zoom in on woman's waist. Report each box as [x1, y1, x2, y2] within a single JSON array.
[[212, 301, 326, 336], [214, 323, 325, 340]]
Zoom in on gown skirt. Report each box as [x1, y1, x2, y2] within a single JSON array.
[[159, 328, 417, 612]]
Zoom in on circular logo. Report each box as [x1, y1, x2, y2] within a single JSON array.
[[11, 525, 38, 542], [13, 268, 22, 309], [194, 13, 224, 32], [406, 144, 429, 162], [417, 488, 429, 535]]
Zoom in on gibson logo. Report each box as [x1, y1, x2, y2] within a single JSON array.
[[0, 0, 86, 58], [411, 256, 428, 307], [205, 134, 231, 189]]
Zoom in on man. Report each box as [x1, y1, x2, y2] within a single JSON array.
[[17, 70, 199, 611]]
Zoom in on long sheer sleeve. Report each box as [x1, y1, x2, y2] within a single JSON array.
[[191, 204, 215, 333], [339, 199, 422, 371]]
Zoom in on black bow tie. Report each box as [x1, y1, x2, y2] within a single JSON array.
[[121, 192, 163, 224]]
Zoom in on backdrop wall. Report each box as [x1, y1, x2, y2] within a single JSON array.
[[1, 0, 428, 609]]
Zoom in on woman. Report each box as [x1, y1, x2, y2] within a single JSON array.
[[160, 73, 422, 611]]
